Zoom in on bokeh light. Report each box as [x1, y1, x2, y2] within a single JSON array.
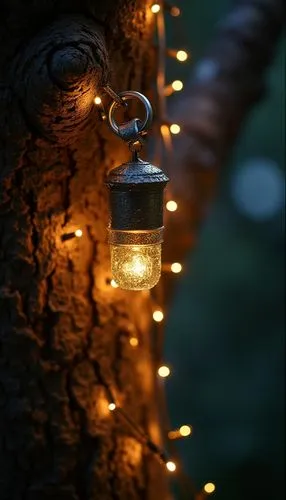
[[171, 262, 182, 273], [204, 482, 216, 494], [166, 200, 178, 212], [158, 365, 171, 377], [172, 80, 184, 91], [151, 3, 160, 13], [231, 158, 285, 221], [166, 460, 177, 472], [179, 425, 192, 437], [153, 310, 164, 322], [170, 123, 181, 135], [176, 50, 188, 62]]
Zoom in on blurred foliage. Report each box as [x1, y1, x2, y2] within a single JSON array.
[[165, 1, 285, 499]]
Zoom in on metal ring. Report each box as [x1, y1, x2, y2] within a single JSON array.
[[108, 91, 153, 137]]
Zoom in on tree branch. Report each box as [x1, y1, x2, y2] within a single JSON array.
[[170, 0, 284, 200], [164, 0, 284, 264]]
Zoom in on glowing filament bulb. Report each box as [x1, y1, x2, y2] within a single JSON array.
[[176, 50, 188, 62], [153, 310, 164, 322], [158, 365, 170, 377], [111, 244, 161, 291], [171, 80, 183, 91], [94, 96, 102, 105], [171, 262, 182, 273], [204, 483, 216, 494], [170, 123, 181, 135], [166, 461, 176, 472], [74, 229, 83, 238], [108, 403, 116, 411], [166, 200, 177, 212], [151, 3, 161, 13]]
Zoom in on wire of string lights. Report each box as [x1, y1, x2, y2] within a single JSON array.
[[62, 2, 216, 498], [150, 2, 216, 499]]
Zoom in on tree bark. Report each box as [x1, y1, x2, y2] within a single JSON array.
[[0, 2, 168, 499]]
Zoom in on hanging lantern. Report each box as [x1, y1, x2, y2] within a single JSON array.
[[106, 91, 169, 290]]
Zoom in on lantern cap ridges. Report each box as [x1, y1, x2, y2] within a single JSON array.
[[106, 158, 169, 186]]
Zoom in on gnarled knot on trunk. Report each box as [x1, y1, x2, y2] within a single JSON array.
[[11, 16, 109, 145]]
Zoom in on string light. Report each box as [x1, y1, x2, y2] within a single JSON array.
[[94, 96, 102, 105], [168, 425, 192, 440], [61, 228, 83, 241], [108, 403, 116, 411], [166, 460, 177, 472], [158, 365, 171, 378], [167, 49, 189, 62], [204, 483, 216, 494], [170, 123, 181, 135], [166, 200, 178, 212], [129, 337, 139, 347], [151, 3, 161, 13], [110, 279, 119, 288], [179, 425, 192, 436], [170, 6, 181, 17], [164, 79, 184, 97], [171, 79, 183, 91], [153, 310, 164, 322], [171, 262, 182, 273], [176, 50, 188, 62]]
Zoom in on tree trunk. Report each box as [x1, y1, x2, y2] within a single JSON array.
[[0, 2, 168, 499]]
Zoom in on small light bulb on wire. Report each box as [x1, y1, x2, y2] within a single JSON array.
[[151, 3, 161, 13], [158, 365, 170, 378], [176, 50, 188, 62], [179, 425, 192, 436], [204, 483, 216, 494], [168, 425, 192, 440], [170, 6, 181, 17], [108, 403, 116, 411], [94, 96, 102, 105], [171, 262, 182, 273], [110, 279, 119, 288], [129, 337, 139, 347], [74, 229, 83, 238], [153, 310, 164, 322], [166, 200, 178, 212], [171, 80, 183, 92], [170, 123, 181, 135], [166, 461, 176, 472]]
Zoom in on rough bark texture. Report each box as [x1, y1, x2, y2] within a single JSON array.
[[0, 2, 168, 499]]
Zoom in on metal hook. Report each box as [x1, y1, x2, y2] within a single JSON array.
[[108, 91, 153, 142]]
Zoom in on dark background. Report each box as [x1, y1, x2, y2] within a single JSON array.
[[164, 1, 285, 498]]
